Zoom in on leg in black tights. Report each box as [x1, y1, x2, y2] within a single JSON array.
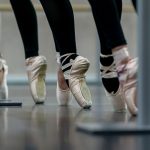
[[88, 0, 126, 53], [39, 0, 92, 107], [97, 0, 123, 55], [39, 0, 77, 56], [39, 0, 91, 107], [132, 0, 137, 11], [87, 0, 135, 112], [10, 0, 78, 78], [10, 0, 48, 104], [10, 0, 78, 72], [88, 0, 126, 93], [10, 0, 39, 59], [39, 0, 78, 75]]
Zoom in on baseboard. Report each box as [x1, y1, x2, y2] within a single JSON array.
[[7, 74, 101, 85]]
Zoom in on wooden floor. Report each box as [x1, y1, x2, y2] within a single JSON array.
[[0, 85, 148, 150]]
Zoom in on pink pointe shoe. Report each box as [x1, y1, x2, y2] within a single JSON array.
[[61, 55, 92, 109], [56, 67, 72, 106], [101, 61, 127, 112], [26, 56, 47, 104], [0, 58, 8, 99], [118, 58, 138, 116]]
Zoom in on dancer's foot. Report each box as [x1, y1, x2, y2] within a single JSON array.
[[60, 54, 92, 109], [0, 58, 8, 99], [26, 56, 47, 104]]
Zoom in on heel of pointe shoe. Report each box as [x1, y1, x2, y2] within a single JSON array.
[[106, 86, 127, 112], [69, 77, 92, 109]]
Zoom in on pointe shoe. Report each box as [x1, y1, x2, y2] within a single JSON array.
[[63, 56, 92, 109], [117, 58, 138, 115], [101, 62, 127, 112], [56, 67, 72, 105], [56, 82, 72, 106], [105, 86, 127, 112], [0, 58, 8, 99], [26, 56, 47, 104], [56, 54, 72, 106]]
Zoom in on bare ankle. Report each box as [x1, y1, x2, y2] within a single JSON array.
[[57, 67, 69, 90], [0, 69, 4, 85]]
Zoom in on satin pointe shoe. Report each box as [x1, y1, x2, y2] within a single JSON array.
[[26, 56, 47, 104], [117, 58, 138, 115], [56, 67, 72, 105], [0, 58, 8, 99], [62, 55, 92, 109], [101, 62, 127, 112]]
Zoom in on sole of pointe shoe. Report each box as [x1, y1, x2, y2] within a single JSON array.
[[33, 64, 47, 104], [70, 78, 92, 109], [124, 83, 138, 116]]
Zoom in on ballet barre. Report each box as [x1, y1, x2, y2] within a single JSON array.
[[0, 4, 134, 12]]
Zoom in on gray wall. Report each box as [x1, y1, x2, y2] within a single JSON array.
[[0, 0, 137, 83]]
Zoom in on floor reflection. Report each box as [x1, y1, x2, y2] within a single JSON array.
[[0, 85, 148, 150], [56, 107, 72, 150]]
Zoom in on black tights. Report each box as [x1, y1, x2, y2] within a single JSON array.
[[10, 0, 126, 58], [10, 0, 39, 59], [132, 0, 137, 11], [10, 0, 126, 93], [87, 0, 126, 93], [88, 0, 126, 55], [10, 0, 77, 59]]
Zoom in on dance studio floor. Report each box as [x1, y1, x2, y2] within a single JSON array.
[[0, 85, 149, 150]]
